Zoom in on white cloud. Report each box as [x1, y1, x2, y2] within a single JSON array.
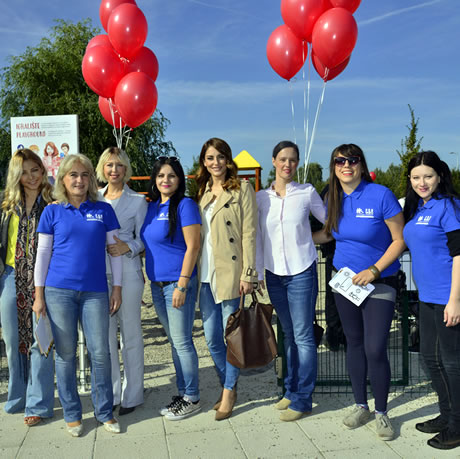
[[358, 0, 445, 26]]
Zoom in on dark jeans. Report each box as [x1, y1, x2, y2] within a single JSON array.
[[420, 301, 460, 431], [334, 292, 395, 412]]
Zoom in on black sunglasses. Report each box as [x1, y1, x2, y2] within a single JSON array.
[[334, 156, 361, 167], [157, 155, 180, 162]]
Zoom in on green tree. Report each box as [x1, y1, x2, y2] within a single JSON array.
[[396, 104, 423, 198], [451, 169, 460, 196], [373, 163, 402, 196], [0, 19, 175, 190], [185, 156, 200, 198]]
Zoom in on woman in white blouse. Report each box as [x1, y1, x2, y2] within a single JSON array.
[[96, 147, 148, 416], [257, 141, 326, 422]]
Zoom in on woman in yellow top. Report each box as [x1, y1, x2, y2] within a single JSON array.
[[196, 137, 258, 421], [0, 148, 54, 426]]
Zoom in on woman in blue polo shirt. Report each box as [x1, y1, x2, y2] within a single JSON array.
[[141, 156, 201, 421], [403, 151, 460, 450], [32, 154, 122, 437], [316, 144, 405, 441]]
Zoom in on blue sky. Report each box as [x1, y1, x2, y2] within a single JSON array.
[[0, 0, 459, 181]]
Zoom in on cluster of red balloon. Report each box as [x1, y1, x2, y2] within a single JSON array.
[[82, 0, 159, 129], [267, 0, 360, 82]]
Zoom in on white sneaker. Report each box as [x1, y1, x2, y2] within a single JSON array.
[[375, 413, 395, 441], [343, 405, 371, 429], [103, 418, 121, 434], [164, 398, 201, 421], [159, 395, 183, 416]]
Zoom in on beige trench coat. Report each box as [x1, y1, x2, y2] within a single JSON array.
[[199, 180, 258, 302]]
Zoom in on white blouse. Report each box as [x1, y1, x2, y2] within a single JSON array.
[[200, 200, 216, 283], [256, 181, 326, 279]]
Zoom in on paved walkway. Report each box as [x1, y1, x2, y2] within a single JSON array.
[[0, 354, 458, 458]]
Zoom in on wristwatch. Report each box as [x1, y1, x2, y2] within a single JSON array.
[[176, 285, 187, 293]]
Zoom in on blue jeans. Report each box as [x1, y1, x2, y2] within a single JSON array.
[[199, 283, 240, 391], [45, 287, 113, 423], [0, 266, 55, 417], [150, 277, 199, 400], [265, 264, 318, 413]]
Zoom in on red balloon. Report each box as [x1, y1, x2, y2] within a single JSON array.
[[82, 45, 126, 98], [329, 0, 361, 13], [267, 25, 308, 81], [86, 34, 112, 52], [99, 0, 137, 32], [312, 51, 350, 81], [281, 0, 329, 42], [312, 7, 358, 69], [108, 4, 148, 59], [126, 47, 159, 82], [114, 72, 158, 128], [98, 97, 126, 128], [370, 171, 376, 181]]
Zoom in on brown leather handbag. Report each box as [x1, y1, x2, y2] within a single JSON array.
[[225, 292, 278, 369]]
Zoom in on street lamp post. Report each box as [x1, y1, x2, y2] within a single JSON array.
[[449, 151, 459, 170]]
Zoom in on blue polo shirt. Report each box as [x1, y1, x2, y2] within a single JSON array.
[[404, 196, 460, 304], [332, 180, 402, 277], [37, 200, 120, 292], [141, 197, 201, 282]]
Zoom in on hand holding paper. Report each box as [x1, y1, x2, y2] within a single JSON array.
[[329, 267, 375, 307]]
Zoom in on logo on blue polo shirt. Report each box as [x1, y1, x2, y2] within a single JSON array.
[[86, 212, 104, 222], [416, 215, 432, 225], [157, 211, 169, 221], [356, 208, 374, 218]]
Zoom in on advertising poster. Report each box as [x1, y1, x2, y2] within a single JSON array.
[[10, 114, 79, 184]]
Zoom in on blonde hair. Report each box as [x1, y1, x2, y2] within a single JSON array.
[[1, 148, 53, 215], [54, 154, 99, 203], [95, 146, 132, 184]]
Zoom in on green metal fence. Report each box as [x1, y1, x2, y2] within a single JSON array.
[[275, 250, 431, 395]]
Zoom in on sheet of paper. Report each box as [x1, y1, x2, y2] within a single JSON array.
[[329, 267, 375, 307], [34, 314, 54, 357]]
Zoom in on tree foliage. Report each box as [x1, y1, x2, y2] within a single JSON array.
[[396, 104, 423, 198], [373, 163, 402, 196], [0, 19, 175, 190]]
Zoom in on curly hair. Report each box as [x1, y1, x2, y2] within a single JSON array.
[[2, 148, 53, 215], [195, 137, 240, 202]]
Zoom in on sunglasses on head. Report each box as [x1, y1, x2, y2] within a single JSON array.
[[157, 155, 180, 162], [334, 156, 361, 167]]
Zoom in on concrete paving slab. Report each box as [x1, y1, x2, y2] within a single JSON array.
[[166, 429, 246, 459], [322, 447, 401, 458], [93, 435, 169, 459], [235, 422, 322, 458]]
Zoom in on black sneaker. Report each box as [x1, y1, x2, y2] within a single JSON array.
[[428, 427, 460, 450], [164, 397, 201, 421], [159, 395, 183, 416], [416, 415, 448, 433]]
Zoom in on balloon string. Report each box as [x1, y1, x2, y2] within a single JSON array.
[[305, 78, 327, 181], [288, 80, 296, 145], [123, 127, 132, 152], [303, 43, 312, 184], [108, 98, 123, 149]]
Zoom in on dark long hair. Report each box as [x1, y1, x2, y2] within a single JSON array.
[[272, 140, 300, 160], [147, 157, 186, 240], [195, 137, 240, 202], [324, 144, 372, 235], [403, 150, 460, 222]]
